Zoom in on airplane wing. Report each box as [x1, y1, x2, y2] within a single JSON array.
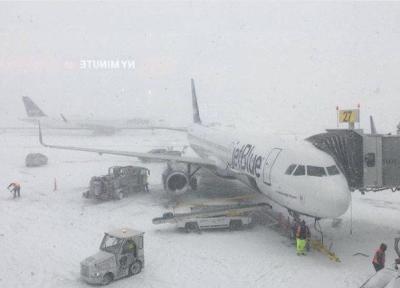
[[122, 126, 187, 132], [38, 123, 215, 167]]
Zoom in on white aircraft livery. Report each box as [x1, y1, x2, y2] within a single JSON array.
[[39, 79, 351, 219]]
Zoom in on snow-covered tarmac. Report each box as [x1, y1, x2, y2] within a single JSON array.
[[0, 129, 399, 288]]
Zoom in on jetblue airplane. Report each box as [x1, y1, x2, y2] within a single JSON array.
[[22, 96, 185, 134], [38, 79, 351, 219]]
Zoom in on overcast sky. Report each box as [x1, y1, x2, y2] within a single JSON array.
[[1, 1, 400, 134]]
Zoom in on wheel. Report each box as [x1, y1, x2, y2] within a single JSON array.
[[115, 191, 124, 200], [102, 273, 113, 285], [189, 177, 198, 190], [185, 222, 199, 233], [163, 212, 173, 219], [129, 261, 142, 276], [229, 220, 242, 231]]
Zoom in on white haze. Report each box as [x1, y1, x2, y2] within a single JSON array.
[[1, 1, 400, 135]]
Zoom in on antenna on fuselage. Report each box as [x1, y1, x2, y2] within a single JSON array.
[[191, 78, 202, 124]]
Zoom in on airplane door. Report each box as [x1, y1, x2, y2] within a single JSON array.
[[263, 148, 282, 185]]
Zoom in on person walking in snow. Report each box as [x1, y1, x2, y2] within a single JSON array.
[[372, 243, 387, 272], [7, 182, 21, 198], [296, 220, 310, 255]]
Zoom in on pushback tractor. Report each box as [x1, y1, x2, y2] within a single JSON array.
[[80, 228, 144, 285]]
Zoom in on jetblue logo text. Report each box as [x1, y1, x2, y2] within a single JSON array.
[[231, 143, 262, 177]]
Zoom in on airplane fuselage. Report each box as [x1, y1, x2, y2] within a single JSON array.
[[188, 124, 351, 219]]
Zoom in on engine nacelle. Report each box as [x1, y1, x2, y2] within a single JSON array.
[[162, 168, 197, 196]]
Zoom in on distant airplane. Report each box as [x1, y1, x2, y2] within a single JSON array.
[[22, 96, 185, 134], [38, 79, 351, 220]]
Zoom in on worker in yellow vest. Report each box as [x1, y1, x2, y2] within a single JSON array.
[[296, 220, 310, 256]]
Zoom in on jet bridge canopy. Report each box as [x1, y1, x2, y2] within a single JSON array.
[[307, 129, 400, 191]]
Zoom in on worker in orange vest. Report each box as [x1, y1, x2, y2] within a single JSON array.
[[372, 243, 387, 272], [7, 182, 21, 198]]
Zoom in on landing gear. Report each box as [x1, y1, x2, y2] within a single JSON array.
[[314, 218, 324, 244], [288, 210, 300, 222], [187, 164, 201, 191]]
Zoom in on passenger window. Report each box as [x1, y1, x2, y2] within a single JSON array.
[[307, 166, 327, 177], [293, 165, 305, 176], [327, 165, 340, 175], [285, 164, 297, 175]]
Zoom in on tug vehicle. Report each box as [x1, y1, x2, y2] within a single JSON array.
[[80, 228, 144, 285]]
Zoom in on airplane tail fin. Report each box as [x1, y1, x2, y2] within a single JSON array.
[[370, 115, 377, 135], [22, 96, 47, 117], [191, 79, 201, 124]]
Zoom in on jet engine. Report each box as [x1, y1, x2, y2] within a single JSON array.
[[162, 166, 198, 195]]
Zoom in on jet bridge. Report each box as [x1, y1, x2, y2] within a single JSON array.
[[307, 129, 400, 192]]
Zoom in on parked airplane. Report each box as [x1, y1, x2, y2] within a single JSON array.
[[38, 80, 351, 219], [22, 96, 185, 134]]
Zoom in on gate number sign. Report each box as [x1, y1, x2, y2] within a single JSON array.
[[339, 109, 359, 123]]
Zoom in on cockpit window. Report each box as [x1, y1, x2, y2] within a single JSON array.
[[307, 166, 327, 177], [293, 165, 305, 176], [327, 165, 340, 175], [285, 164, 297, 175]]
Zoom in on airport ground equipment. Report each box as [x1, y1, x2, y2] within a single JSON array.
[[307, 129, 400, 192], [360, 268, 399, 288], [83, 166, 150, 200], [80, 228, 144, 285], [359, 238, 400, 287], [152, 202, 270, 231], [273, 212, 341, 262], [25, 153, 48, 167], [177, 215, 252, 232]]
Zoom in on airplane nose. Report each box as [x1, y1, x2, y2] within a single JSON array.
[[309, 177, 351, 218], [327, 178, 351, 217]]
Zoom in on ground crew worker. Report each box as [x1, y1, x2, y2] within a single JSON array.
[[120, 239, 136, 268], [7, 182, 21, 198], [296, 220, 310, 255], [372, 243, 387, 272], [291, 219, 300, 240], [124, 239, 136, 256]]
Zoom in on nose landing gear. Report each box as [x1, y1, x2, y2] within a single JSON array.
[[314, 218, 323, 244]]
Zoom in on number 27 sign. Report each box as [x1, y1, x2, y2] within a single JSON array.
[[338, 109, 359, 123]]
